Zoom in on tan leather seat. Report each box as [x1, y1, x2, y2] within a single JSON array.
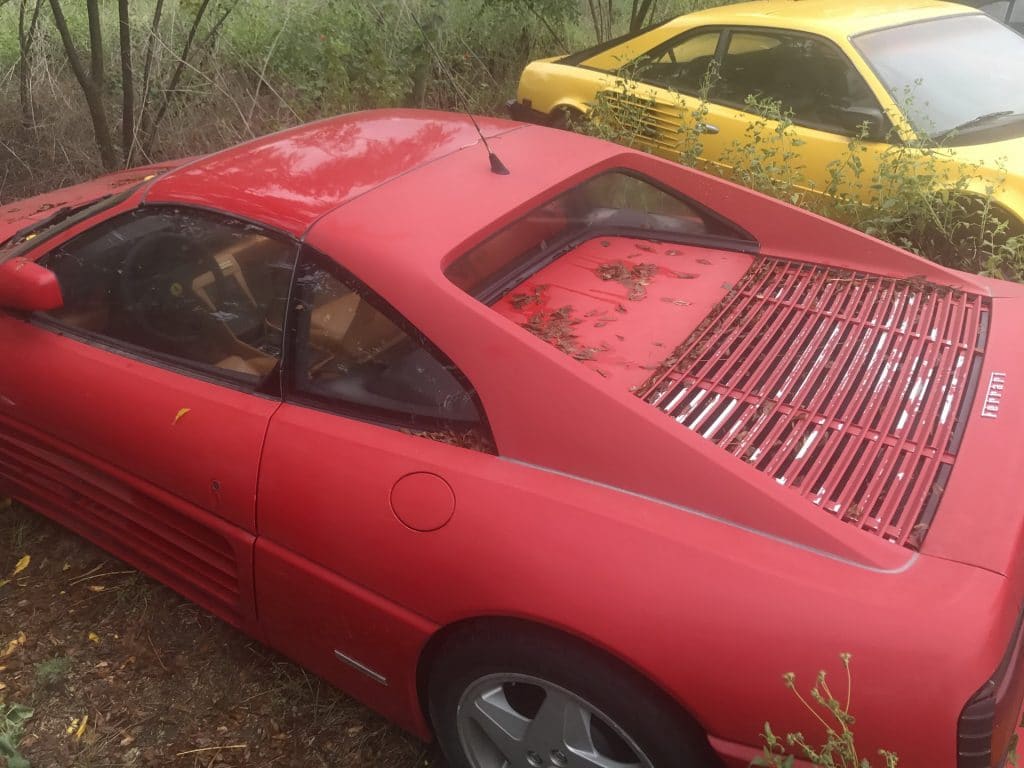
[[309, 293, 405, 362], [310, 292, 360, 350], [216, 354, 277, 377]]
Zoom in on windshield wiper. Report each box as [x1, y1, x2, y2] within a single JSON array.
[[0, 204, 78, 250], [935, 110, 1023, 140]]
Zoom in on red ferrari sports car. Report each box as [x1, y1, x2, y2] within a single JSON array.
[[1, 110, 1022, 768]]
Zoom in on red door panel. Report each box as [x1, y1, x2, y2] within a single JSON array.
[[0, 317, 275, 531], [0, 314, 277, 633], [255, 403, 506, 734], [254, 539, 437, 737]]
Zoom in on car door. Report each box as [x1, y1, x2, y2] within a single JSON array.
[[701, 27, 892, 202], [0, 206, 297, 635], [253, 247, 497, 727], [603, 27, 734, 165]]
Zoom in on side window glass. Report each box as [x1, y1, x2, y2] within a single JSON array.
[[718, 31, 885, 136], [41, 208, 297, 383], [639, 31, 721, 94], [291, 254, 492, 449]]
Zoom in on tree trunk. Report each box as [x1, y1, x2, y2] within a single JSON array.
[[629, 0, 657, 33], [49, 0, 117, 170], [17, 0, 43, 132], [406, 2, 440, 108], [118, 0, 135, 164]]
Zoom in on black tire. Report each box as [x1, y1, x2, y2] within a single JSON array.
[[549, 107, 586, 132], [427, 623, 718, 768]]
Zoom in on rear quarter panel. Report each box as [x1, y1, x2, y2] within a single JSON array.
[[255, 401, 1011, 766], [517, 61, 611, 117]]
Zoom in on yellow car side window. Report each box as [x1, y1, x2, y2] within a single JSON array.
[[653, 31, 719, 66], [638, 31, 721, 94], [717, 30, 883, 137]]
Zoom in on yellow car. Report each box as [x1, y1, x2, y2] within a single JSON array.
[[511, 0, 1024, 230]]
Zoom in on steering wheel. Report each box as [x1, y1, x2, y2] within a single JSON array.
[[119, 231, 227, 347]]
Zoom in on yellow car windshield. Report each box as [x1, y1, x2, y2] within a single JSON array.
[[854, 14, 1024, 143]]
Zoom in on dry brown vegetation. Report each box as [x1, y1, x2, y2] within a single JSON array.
[[0, 501, 441, 768]]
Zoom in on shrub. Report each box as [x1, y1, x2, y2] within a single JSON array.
[[753, 654, 898, 768], [579, 75, 1024, 281]]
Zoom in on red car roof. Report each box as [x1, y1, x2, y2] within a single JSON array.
[[144, 109, 524, 236]]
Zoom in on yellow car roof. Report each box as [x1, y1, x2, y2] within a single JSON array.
[[669, 0, 978, 38]]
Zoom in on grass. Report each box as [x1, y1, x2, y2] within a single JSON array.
[[0, 502, 440, 768], [33, 658, 70, 689]]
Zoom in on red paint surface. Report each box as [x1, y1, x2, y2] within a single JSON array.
[[492, 236, 751, 388], [0, 258, 62, 311], [146, 110, 521, 236], [0, 110, 1022, 767]]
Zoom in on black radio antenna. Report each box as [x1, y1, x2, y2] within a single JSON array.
[[406, 4, 510, 175]]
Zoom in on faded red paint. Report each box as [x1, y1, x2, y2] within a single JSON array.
[[0, 110, 1022, 768], [0, 162, 180, 239], [492, 236, 752, 388]]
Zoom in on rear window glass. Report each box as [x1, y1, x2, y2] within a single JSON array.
[[444, 171, 751, 300]]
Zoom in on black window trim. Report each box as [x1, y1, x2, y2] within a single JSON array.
[[0, 186, 141, 264], [284, 245, 496, 451], [559, 14, 678, 67], [30, 203, 301, 398], [29, 313, 283, 398], [447, 166, 759, 305], [627, 25, 728, 98]]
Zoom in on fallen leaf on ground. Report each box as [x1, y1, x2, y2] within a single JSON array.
[[1, 631, 26, 658], [12, 554, 29, 577], [75, 714, 89, 740]]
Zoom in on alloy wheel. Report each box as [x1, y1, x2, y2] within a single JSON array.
[[456, 673, 655, 768]]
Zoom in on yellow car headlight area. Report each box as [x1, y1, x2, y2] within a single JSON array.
[[512, 0, 1024, 232]]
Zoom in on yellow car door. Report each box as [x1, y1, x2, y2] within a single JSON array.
[[592, 28, 735, 164], [700, 28, 893, 202]]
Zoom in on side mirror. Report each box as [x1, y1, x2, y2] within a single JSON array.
[[0, 258, 63, 312], [832, 105, 891, 143]]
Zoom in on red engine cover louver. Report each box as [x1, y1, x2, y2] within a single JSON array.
[[638, 257, 990, 549]]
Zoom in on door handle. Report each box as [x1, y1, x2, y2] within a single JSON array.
[[700, 123, 720, 135]]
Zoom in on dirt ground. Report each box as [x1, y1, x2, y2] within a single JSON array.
[[0, 501, 444, 768]]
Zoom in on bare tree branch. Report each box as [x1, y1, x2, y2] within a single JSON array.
[[18, 0, 44, 131], [118, 0, 135, 164], [133, 0, 164, 164], [143, 0, 212, 155], [140, 0, 241, 155], [49, 0, 116, 170]]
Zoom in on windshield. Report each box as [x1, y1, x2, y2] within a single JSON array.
[[854, 14, 1024, 143]]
